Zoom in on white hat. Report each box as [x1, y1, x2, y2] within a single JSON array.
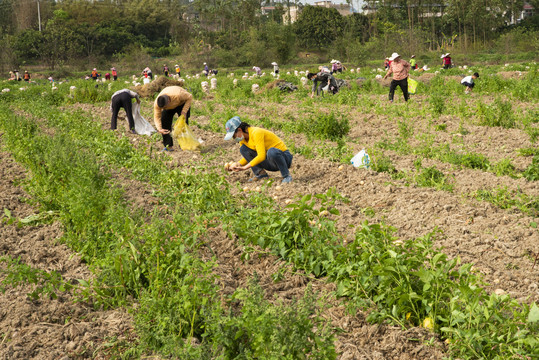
[[271, 62, 277, 66], [388, 53, 400, 61], [175, 64, 179, 67], [203, 62, 207, 65], [441, 54, 446, 58], [446, 53, 450, 56], [330, 59, 336, 64], [93, 68, 97, 71]]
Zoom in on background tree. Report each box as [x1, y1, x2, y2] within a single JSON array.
[[294, 5, 345, 49]]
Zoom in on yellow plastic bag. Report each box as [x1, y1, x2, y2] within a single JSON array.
[[408, 78, 418, 94], [172, 115, 201, 151]]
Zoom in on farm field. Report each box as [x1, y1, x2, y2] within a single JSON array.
[[0, 63, 538, 359]]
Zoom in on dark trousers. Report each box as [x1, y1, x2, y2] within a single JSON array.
[[161, 104, 190, 148], [111, 92, 135, 130], [389, 78, 409, 102], [239, 145, 293, 178]]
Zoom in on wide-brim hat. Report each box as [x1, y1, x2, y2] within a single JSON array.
[[203, 62, 207, 65], [111, 67, 116, 71], [175, 64, 179, 67], [411, 55, 415, 58], [93, 68, 97, 71], [224, 116, 241, 141], [330, 59, 336, 64], [388, 52, 400, 61], [271, 62, 277, 66], [446, 53, 450, 56], [440, 54, 446, 58]]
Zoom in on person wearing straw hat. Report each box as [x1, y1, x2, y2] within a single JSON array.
[[175, 64, 181, 77], [111, 67, 118, 81], [442, 53, 452, 69], [271, 62, 279, 75], [224, 116, 293, 184], [383, 52, 411, 103], [252, 66, 262, 76]]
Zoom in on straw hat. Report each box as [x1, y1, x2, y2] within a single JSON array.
[[93, 68, 97, 71], [271, 62, 277, 66], [411, 55, 415, 58], [330, 59, 336, 64], [388, 53, 400, 61]]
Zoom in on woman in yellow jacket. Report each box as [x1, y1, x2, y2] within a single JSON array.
[[224, 116, 293, 184]]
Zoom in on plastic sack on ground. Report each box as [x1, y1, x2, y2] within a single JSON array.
[[172, 115, 201, 151], [408, 78, 418, 94], [351, 149, 370, 169], [132, 103, 156, 136]]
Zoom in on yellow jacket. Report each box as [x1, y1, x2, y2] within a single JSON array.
[[239, 127, 287, 167]]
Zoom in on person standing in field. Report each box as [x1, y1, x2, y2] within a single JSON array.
[[175, 64, 180, 77], [111, 67, 118, 81], [110, 89, 140, 133], [224, 116, 293, 184], [203, 62, 209, 76], [163, 64, 169, 77], [442, 53, 452, 69], [153, 86, 193, 151], [91, 68, 100, 81], [410, 55, 417, 70], [383, 52, 411, 103], [23, 70, 31, 82], [461, 72, 479, 94]]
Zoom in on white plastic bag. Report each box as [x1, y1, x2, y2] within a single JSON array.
[[132, 103, 156, 136], [351, 149, 370, 169]]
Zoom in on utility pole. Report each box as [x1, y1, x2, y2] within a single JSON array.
[[37, 0, 42, 32]]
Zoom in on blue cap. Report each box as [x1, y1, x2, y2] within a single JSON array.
[[224, 116, 241, 141]]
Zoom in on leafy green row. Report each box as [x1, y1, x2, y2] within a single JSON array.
[[0, 104, 335, 358]]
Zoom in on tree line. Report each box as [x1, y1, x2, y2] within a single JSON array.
[[0, 0, 537, 71]]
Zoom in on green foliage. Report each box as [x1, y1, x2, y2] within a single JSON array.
[[205, 281, 336, 359], [300, 112, 350, 141], [0, 256, 73, 300], [429, 93, 445, 115], [294, 6, 345, 49], [474, 187, 539, 217], [415, 165, 454, 191], [523, 155, 539, 181], [476, 98, 516, 128]]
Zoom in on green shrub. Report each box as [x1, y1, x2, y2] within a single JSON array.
[[429, 94, 445, 115], [523, 155, 539, 181], [300, 112, 350, 141]]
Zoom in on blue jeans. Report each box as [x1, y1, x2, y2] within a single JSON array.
[[240, 145, 293, 178]]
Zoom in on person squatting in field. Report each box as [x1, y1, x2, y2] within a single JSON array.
[[110, 89, 140, 133], [461, 72, 479, 94], [111, 67, 118, 81], [383, 52, 411, 103], [153, 86, 193, 151], [307, 71, 339, 97], [224, 116, 293, 184]]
